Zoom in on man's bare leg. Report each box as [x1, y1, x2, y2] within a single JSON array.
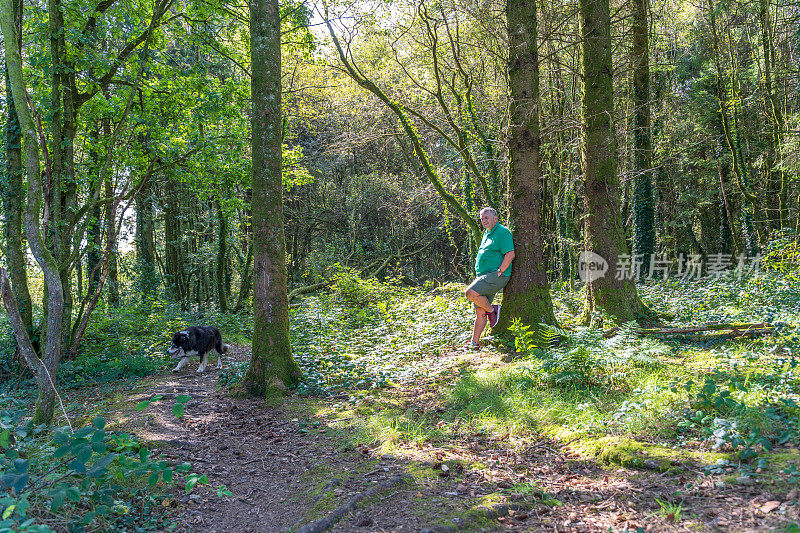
[[465, 289, 493, 313], [472, 306, 488, 344]]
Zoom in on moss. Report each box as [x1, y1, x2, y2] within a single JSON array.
[[570, 435, 731, 472]]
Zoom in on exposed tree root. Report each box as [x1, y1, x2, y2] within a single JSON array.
[[295, 475, 408, 533]]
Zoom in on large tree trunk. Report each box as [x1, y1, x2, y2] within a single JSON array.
[[2, 0, 64, 424], [578, 0, 652, 325], [495, 0, 556, 333], [243, 0, 301, 397], [1, 0, 32, 336], [631, 0, 655, 275]]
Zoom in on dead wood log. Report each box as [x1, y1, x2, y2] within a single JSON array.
[[287, 281, 332, 303], [603, 322, 774, 340], [294, 475, 407, 533]]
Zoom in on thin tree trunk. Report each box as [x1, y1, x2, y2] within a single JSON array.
[[136, 167, 157, 296], [216, 197, 229, 313], [105, 164, 119, 307], [2, 0, 64, 424], [243, 0, 301, 397], [1, 0, 32, 336], [495, 0, 556, 333], [631, 0, 655, 275]]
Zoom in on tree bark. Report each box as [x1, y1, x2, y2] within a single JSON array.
[[136, 167, 157, 295], [2, 0, 65, 424], [577, 0, 653, 325], [631, 0, 655, 275], [495, 0, 556, 333], [1, 0, 32, 336], [216, 196, 228, 313], [243, 0, 301, 397]]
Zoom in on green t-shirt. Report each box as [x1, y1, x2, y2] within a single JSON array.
[[475, 223, 514, 276]]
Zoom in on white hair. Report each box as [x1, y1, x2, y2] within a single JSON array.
[[479, 207, 497, 218]]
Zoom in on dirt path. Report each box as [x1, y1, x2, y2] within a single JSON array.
[[104, 347, 800, 532]]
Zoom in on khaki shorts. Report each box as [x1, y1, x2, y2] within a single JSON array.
[[467, 272, 510, 304]]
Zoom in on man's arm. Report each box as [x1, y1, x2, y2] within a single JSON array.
[[497, 250, 515, 275]]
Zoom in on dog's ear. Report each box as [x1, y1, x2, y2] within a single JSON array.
[[178, 331, 189, 341]]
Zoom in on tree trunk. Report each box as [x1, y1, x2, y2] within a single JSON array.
[[243, 0, 301, 397], [105, 166, 119, 307], [2, 0, 65, 424], [760, 0, 787, 231], [1, 0, 32, 336], [216, 197, 229, 313], [631, 0, 655, 275], [495, 0, 557, 333], [578, 0, 653, 325], [136, 168, 157, 296], [706, 0, 759, 255]]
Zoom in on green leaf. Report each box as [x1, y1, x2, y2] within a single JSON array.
[[151, 395, 163, 401], [13, 459, 28, 474], [2, 504, 15, 519], [172, 404, 184, 418], [185, 477, 199, 493], [163, 468, 173, 483], [92, 417, 106, 429], [148, 472, 159, 487], [176, 394, 191, 404], [0, 431, 10, 450], [52, 430, 70, 446], [87, 453, 117, 478], [50, 489, 66, 512], [139, 448, 150, 463], [54, 443, 71, 459], [75, 445, 92, 465], [65, 487, 81, 502], [134, 401, 151, 411]]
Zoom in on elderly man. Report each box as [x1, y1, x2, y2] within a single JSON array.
[[464, 207, 515, 349]]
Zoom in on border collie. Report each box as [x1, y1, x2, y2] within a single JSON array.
[[168, 326, 229, 373]]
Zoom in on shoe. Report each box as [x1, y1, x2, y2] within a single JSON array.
[[464, 341, 480, 351], [488, 304, 501, 328]]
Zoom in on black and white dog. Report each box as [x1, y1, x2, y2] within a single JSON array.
[[168, 326, 229, 373]]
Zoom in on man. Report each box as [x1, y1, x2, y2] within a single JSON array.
[[464, 207, 515, 349]]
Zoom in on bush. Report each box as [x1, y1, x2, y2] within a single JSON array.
[[330, 265, 393, 308], [0, 412, 201, 532], [510, 320, 663, 390]]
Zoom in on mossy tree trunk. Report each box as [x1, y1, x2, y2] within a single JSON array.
[[578, 0, 653, 325], [2, 0, 64, 424], [631, 0, 655, 276], [495, 0, 556, 333], [243, 0, 301, 397], [1, 0, 32, 337]]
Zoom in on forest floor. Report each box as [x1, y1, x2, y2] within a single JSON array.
[[99, 342, 800, 533], [5, 271, 800, 532]]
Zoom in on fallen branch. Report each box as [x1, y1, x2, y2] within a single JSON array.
[[603, 322, 774, 340], [294, 475, 407, 533], [287, 281, 332, 303]]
